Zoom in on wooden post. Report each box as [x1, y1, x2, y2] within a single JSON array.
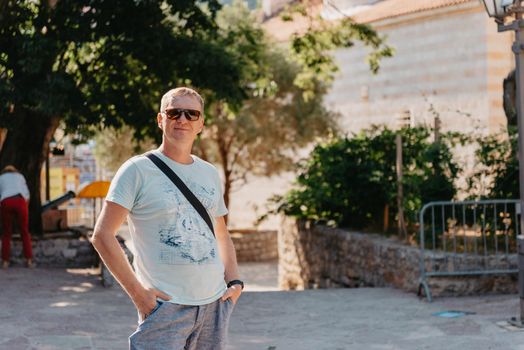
[[92, 198, 96, 229], [396, 134, 407, 239], [434, 116, 441, 144], [395, 110, 411, 240]]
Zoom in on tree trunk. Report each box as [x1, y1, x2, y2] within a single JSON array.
[[0, 109, 60, 236], [220, 147, 232, 226], [383, 204, 389, 233], [223, 169, 232, 217], [212, 103, 233, 226], [504, 69, 517, 128]]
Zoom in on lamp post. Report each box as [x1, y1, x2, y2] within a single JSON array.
[[482, 0, 524, 327]]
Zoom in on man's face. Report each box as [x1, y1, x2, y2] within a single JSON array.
[[157, 95, 204, 144]]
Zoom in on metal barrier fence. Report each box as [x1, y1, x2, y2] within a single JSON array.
[[418, 199, 520, 301]]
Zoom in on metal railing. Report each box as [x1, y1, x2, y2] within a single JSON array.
[[418, 199, 520, 301]]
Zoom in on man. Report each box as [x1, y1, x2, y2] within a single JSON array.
[[92, 87, 243, 350], [0, 165, 34, 269]]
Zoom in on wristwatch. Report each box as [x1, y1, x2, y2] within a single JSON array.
[[227, 279, 244, 290]]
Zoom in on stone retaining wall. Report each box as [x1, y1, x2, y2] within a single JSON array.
[[279, 218, 518, 297], [230, 229, 278, 262], [5, 228, 278, 267], [6, 236, 97, 267]]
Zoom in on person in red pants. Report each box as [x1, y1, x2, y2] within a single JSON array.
[[0, 165, 33, 269]]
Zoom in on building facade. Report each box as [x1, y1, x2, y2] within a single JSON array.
[[264, 0, 514, 134]]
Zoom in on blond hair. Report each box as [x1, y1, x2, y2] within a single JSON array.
[[160, 87, 204, 113]]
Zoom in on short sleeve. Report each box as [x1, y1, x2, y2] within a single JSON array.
[[105, 159, 142, 211]]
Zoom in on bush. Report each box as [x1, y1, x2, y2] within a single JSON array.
[[467, 126, 518, 199], [273, 125, 464, 232]]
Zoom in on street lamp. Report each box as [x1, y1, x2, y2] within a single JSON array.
[[481, 0, 524, 328], [483, 0, 517, 20]]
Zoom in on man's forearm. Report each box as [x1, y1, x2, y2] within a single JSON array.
[[92, 235, 144, 300], [214, 216, 240, 283], [219, 236, 240, 283]]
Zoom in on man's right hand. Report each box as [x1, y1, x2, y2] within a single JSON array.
[[134, 287, 171, 321]]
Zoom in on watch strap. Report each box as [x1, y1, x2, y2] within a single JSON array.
[[227, 279, 244, 289]]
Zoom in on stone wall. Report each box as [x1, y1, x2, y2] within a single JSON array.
[[230, 229, 278, 262], [4, 229, 278, 267], [279, 218, 518, 297], [6, 236, 97, 267]]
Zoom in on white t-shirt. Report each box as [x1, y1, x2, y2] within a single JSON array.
[[106, 150, 228, 305], [0, 172, 30, 201]]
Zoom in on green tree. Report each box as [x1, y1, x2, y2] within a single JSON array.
[[0, 0, 244, 233], [194, 1, 392, 218], [282, 0, 394, 100], [193, 1, 339, 217], [93, 125, 156, 174]]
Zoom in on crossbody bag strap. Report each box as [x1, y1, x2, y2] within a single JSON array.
[[145, 152, 215, 238]]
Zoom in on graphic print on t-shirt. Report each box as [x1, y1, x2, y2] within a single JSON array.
[[158, 178, 217, 265]]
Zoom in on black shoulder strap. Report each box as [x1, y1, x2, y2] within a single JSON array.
[[145, 152, 215, 237]]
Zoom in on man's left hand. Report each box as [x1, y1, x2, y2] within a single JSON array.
[[221, 284, 242, 305]]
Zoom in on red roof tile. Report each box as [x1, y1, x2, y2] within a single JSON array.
[[352, 0, 476, 23]]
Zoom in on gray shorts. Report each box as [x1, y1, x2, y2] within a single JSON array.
[[129, 298, 235, 350]]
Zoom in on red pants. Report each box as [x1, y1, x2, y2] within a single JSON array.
[[1, 196, 33, 261]]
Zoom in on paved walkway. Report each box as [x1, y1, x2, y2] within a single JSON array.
[[1, 263, 523, 350]]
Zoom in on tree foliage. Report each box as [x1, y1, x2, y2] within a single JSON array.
[[93, 125, 156, 174], [193, 1, 339, 213], [467, 126, 518, 199], [0, 0, 244, 233], [194, 1, 393, 216], [281, 0, 394, 100]]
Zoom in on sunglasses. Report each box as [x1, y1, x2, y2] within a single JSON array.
[[163, 108, 202, 121]]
